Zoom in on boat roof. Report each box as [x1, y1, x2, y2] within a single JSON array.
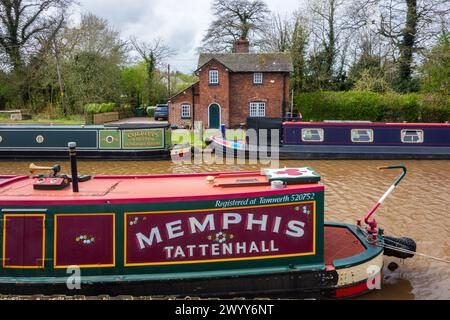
[[0, 171, 323, 206], [0, 123, 169, 129], [284, 121, 450, 127]]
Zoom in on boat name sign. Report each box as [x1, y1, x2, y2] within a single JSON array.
[[125, 200, 317, 266]]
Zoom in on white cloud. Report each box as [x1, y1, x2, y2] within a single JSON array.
[[76, 0, 303, 73]]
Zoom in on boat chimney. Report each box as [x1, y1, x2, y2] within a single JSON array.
[[68, 142, 79, 193]]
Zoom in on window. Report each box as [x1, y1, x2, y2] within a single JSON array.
[[351, 129, 374, 143], [209, 70, 219, 84], [181, 104, 191, 119], [249, 102, 266, 117], [254, 72, 263, 84], [401, 130, 424, 143], [302, 129, 324, 142]]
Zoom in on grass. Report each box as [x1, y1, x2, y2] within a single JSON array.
[[0, 114, 85, 125]]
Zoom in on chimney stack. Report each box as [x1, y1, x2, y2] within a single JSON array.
[[234, 38, 250, 53]]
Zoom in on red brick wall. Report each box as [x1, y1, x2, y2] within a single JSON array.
[[168, 62, 290, 129], [229, 72, 290, 128], [197, 61, 230, 127], [168, 82, 199, 128]]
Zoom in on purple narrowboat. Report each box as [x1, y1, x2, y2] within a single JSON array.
[[211, 120, 450, 160]]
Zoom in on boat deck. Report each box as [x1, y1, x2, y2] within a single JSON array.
[[324, 226, 366, 266], [0, 171, 324, 205]]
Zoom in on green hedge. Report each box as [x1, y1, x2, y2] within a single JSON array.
[[295, 91, 450, 122], [146, 106, 155, 117], [84, 102, 117, 115]]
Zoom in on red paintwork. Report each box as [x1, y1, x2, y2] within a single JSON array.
[[0, 176, 27, 187], [0, 171, 323, 206], [335, 282, 370, 298], [284, 121, 450, 127], [126, 202, 315, 266], [55, 215, 114, 267], [324, 226, 366, 266], [3, 215, 44, 268]]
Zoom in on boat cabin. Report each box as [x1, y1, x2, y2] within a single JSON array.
[[283, 121, 450, 147]]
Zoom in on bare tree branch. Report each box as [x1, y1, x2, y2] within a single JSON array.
[[199, 0, 270, 52]]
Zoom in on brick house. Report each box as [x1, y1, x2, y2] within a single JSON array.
[[168, 39, 293, 129]]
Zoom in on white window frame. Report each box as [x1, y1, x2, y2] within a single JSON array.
[[181, 104, 191, 119], [401, 129, 424, 144], [253, 72, 263, 84], [302, 128, 325, 142], [351, 129, 374, 143], [209, 70, 219, 84], [249, 102, 266, 118]]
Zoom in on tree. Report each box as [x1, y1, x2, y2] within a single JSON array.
[[263, 13, 295, 52], [0, 0, 74, 106], [120, 62, 149, 108], [64, 51, 122, 113], [55, 13, 129, 112], [352, 0, 450, 92], [348, 39, 383, 81], [130, 37, 175, 105], [306, 0, 352, 89], [290, 15, 309, 92], [62, 13, 128, 65], [419, 32, 450, 95], [0, 0, 73, 71], [200, 0, 270, 52]]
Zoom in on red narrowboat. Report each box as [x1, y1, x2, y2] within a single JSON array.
[[0, 149, 416, 298]]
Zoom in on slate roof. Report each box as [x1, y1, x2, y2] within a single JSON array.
[[197, 53, 294, 73]]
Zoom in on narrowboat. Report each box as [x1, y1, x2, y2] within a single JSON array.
[[0, 123, 171, 160], [0, 145, 416, 298], [210, 119, 450, 160]]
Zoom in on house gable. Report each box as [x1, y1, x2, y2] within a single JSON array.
[[168, 45, 293, 129]]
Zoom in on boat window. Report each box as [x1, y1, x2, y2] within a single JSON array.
[[302, 129, 324, 142], [401, 130, 424, 143], [351, 129, 374, 143]]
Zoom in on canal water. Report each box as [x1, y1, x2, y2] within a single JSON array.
[[0, 159, 449, 300]]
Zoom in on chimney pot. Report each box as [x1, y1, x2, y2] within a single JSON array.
[[234, 38, 250, 53]]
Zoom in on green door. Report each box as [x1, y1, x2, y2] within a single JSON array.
[[209, 104, 221, 129]]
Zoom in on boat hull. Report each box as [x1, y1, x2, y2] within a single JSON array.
[[0, 218, 383, 299], [212, 141, 450, 160], [0, 225, 383, 300], [212, 119, 450, 160], [0, 124, 171, 160], [0, 171, 384, 299]]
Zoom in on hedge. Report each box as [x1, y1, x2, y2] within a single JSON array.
[[84, 103, 117, 115], [295, 91, 450, 123]]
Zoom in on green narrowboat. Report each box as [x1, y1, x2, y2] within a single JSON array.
[[0, 123, 171, 160]]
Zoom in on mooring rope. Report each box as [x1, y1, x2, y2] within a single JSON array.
[[356, 225, 450, 265], [376, 243, 450, 265]]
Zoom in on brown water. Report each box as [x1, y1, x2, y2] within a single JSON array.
[[1, 159, 449, 300]]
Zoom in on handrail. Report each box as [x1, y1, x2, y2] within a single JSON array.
[[360, 165, 408, 239]]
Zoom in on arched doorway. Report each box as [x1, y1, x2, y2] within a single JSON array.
[[208, 103, 221, 129]]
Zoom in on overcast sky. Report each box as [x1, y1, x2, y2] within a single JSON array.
[[76, 0, 304, 73]]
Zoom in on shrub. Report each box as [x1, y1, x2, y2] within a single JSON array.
[[84, 102, 116, 115], [146, 106, 155, 117], [295, 91, 449, 122]]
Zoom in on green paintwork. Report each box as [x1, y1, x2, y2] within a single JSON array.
[[122, 128, 165, 149], [209, 104, 220, 129], [99, 130, 121, 149], [0, 125, 172, 152]]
